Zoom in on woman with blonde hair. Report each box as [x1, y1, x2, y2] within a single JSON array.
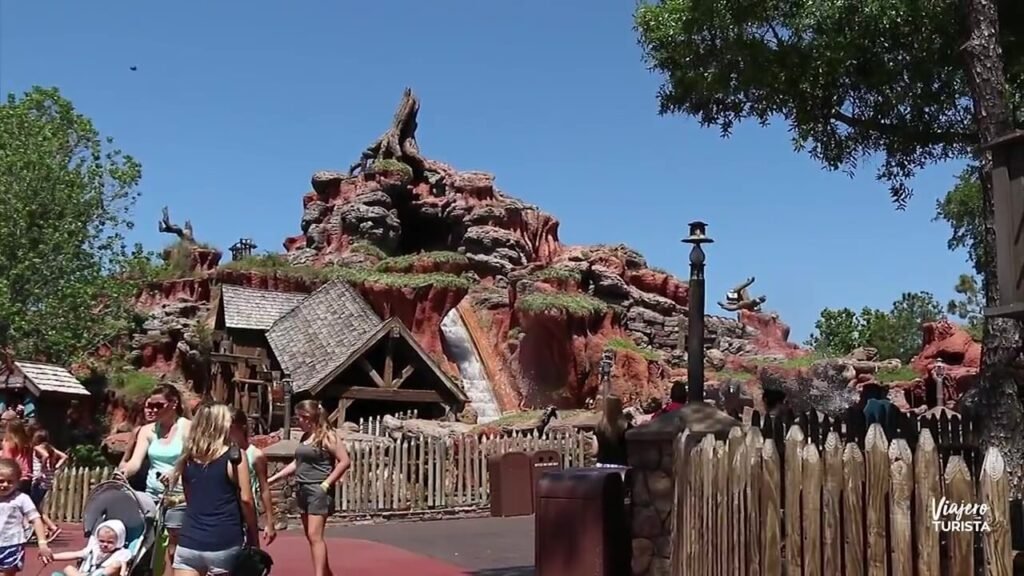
[[268, 400, 350, 576], [594, 395, 632, 467], [167, 402, 259, 575]]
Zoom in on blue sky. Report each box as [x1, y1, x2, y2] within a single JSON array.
[[0, 1, 970, 342]]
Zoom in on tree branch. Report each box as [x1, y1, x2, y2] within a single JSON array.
[[830, 109, 973, 145]]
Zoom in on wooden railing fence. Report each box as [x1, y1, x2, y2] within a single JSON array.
[[357, 411, 419, 436], [673, 422, 1012, 576], [42, 429, 590, 522]]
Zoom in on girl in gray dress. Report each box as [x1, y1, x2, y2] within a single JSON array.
[[267, 400, 350, 576]]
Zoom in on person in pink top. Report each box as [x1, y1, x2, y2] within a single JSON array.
[[1, 421, 32, 496]]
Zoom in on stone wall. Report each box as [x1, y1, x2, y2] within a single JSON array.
[[266, 456, 296, 530], [625, 404, 739, 576], [626, 432, 676, 576]]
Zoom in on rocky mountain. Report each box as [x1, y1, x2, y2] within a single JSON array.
[[103, 89, 980, 429]]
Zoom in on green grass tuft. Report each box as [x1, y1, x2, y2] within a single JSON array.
[[605, 336, 660, 361], [713, 370, 754, 382], [371, 159, 413, 183], [876, 366, 919, 383], [109, 370, 160, 400], [516, 292, 608, 317], [530, 266, 583, 283], [376, 251, 468, 273], [221, 253, 328, 281], [348, 242, 388, 260], [330, 268, 472, 290]]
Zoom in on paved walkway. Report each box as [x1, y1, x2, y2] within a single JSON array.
[[24, 516, 535, 575]]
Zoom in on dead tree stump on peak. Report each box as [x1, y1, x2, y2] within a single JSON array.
[[158, 206, 195, 245], [348, 87, 427, 179]]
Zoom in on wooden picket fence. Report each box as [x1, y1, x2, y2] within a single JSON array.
[[673, 422, 1014, 576], [333, 428, 589, 513], [44, 467, 113, 523], [39, 428, 591, 521]]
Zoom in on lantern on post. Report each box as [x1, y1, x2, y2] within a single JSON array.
[[982, 130, 1024, 319], [682, 221, 714, 403]]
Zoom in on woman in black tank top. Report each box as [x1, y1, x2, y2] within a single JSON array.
[[167, 403, 259, 575], [268, 400, 351, 576]]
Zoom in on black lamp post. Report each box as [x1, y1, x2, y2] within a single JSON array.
[[682, 221, 714, 403], [282, 376, 294, 435], [599, 349, 615, 399], [931, 360, 947, 408]]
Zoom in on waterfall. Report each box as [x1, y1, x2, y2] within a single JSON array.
[[441, 309, 500, 423]]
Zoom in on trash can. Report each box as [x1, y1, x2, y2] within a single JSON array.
[[487, 451, 534, 517], [535, 468, 630, 576]]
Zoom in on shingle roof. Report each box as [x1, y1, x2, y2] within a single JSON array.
[[220, 284, 308, 331], [14, 361, 90, 397], [265, 279, 384, 392]]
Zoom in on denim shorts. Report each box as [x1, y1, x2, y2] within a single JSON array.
[[172, 545, 242, 574]]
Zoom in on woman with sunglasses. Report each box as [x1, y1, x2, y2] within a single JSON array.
[[118, 384, 192, 576], [268, 400, 350, 576]]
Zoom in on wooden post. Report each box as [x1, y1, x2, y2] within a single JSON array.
[[982, 131, 1024, 318], [383, 326, 399, 387]]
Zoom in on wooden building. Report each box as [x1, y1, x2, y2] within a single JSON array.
[[210, 284, 307, 432], [266, 280, 468, 426], [0, 360, 91, 436]]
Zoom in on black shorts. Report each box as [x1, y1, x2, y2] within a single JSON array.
[[296, 482, 334, 516]]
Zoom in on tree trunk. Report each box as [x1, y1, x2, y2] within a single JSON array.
[[962, 0, 1024, 495]]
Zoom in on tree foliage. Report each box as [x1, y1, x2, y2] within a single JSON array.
[[947, 273, 985, 340], [806, 292, 944, 363], [634, 0, 1024, 205], [0, 87, 145, 365], [934, 167, 988, 273]]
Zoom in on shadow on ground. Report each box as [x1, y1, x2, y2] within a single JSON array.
[[470, 567, 535, 576]]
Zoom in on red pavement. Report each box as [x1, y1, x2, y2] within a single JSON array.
[[23, 524, 469, 575]]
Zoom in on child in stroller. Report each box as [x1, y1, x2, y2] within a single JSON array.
[[46, 479, 157, 576], [47, 519, 130, 576]]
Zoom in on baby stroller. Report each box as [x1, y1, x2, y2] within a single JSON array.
[[77, 477, 158, 576]]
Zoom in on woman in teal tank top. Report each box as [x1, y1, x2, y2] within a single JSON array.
[[117, 384, 192, 576], [230, 408, 277, 545]]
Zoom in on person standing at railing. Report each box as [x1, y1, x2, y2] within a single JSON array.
[[268, 400, 350, 576], [117, 384, 192, 576]]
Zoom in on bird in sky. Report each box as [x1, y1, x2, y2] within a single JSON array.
[[129, 66, 137, 71]]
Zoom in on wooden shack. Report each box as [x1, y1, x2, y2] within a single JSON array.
[[0, 360, 91, 436], [210, 284, 307, 432], [266, 280, 468, 425]]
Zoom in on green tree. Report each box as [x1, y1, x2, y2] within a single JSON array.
[[804, 307, 862, 356], [635, 0, 1024, 489], [0, 87, 144, 365], [806, 293, 943, 363], [948, 274, 985, 340], [934, 168, 988, 274]]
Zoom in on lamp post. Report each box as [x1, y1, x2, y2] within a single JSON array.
[[282, 376, 294, 436], [599, 349, 615, 399], [682, 221, 714, 403]]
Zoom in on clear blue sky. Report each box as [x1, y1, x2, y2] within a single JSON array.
[[0, 1, 970, 343]]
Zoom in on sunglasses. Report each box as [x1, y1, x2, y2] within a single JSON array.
[[144, 401, 167, 411]]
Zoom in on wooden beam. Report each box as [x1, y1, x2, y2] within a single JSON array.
[[341, 386, 442, 403], [358, 358, 386, 387], [392, 365, 415, 388], [383, 326, 398, 388], [329, 399, 352, 425]]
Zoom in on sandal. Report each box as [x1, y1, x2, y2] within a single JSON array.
[[47, 527, 61, 541]]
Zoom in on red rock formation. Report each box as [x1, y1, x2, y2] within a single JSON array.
[[911, 320, 981, 407], [737, 310, 804, 358]]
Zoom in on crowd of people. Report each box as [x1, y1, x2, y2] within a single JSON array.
[[0, 384, 352, 576]]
